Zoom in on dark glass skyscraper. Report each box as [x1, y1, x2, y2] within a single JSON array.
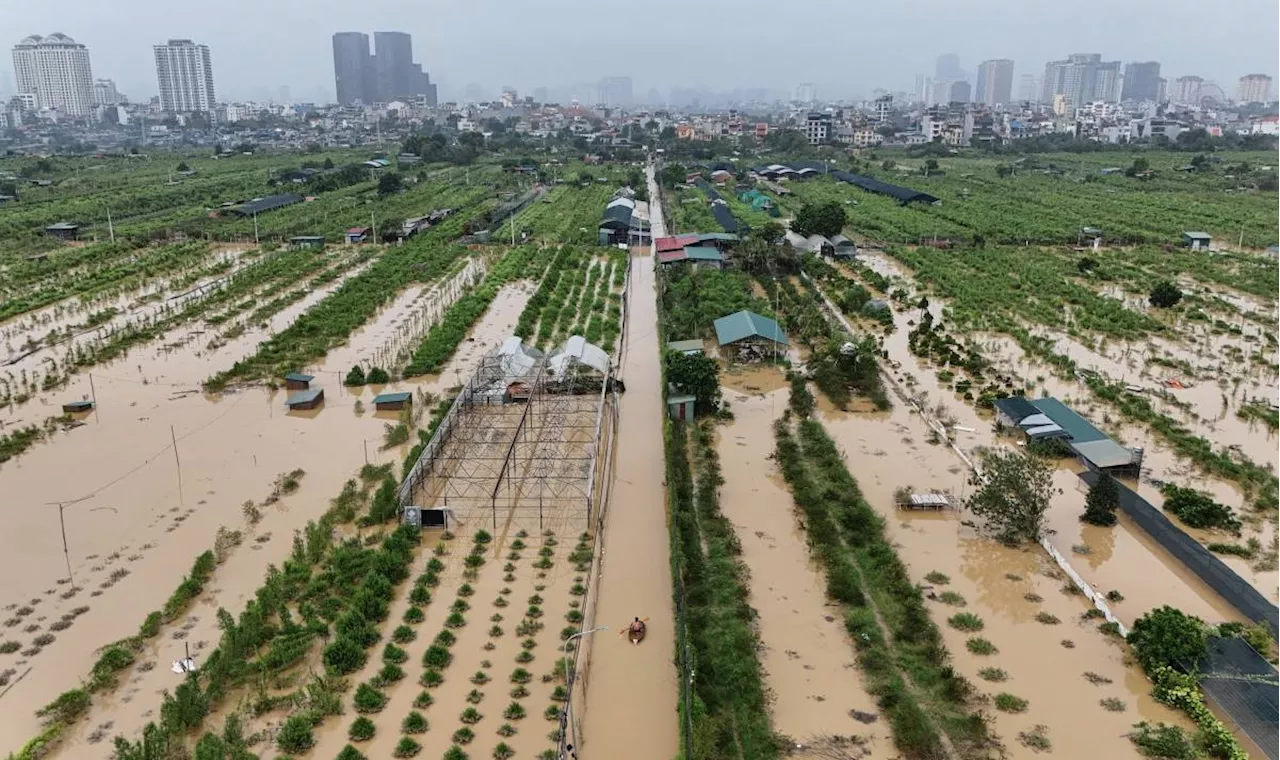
[[373, 31, 414, 100], [332, 32, 374, 104], [1121, 61, 1162, 102]]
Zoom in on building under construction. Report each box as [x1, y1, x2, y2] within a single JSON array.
[[397, 335, 616, 538]]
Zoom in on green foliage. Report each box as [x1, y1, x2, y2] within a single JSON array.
[[338, 746, 368, 760], [353, 683, 388, 713], [393, 737, 422, 758], [993, 693, 1028, 713], [275, 714, 315, 753], [348, 716, 375, 742], [665, 351, 721, 415], [402, 710, 429, 734], [366, 366, 390, 384], [966, 637, 997, 655], [1128, 607, 1210, 674], [965, 449, 1056, 544], [1082, 474, 1120, 527], [948, 613, 984, 632], [1160, 484, 1242, 533], [344, 366, 367, 386], [1128, 722, 1197, 759], [1148, 280, 1183, 308], [791, 200, 848, 238], [324, 637, 367, 675]]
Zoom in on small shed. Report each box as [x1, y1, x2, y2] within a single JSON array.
[[285, 388, 325, 410], [61, 399, 94, 414], [373, 391, 412, 411], [666, 339, 705, 356], [714, 310, 789, 360], [896, 492, 953, 510], [505, 381, 532, 403], [345, 227, 370, 244], [290, 235, 326, 250], [666, 389, 697, 421], [1183, 231, 1212, 250], [829, 234, 858, 258], [45, 222, 80, 241], [284, 372, 314, 390]]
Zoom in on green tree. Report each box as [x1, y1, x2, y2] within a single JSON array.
[[1081, 473, 1119, 526], [754, 220, 785, 247], [176, 161, 190, 172], [378, 172, 404, 196], [323, 157, 335, 169], [791, 201, 847, 238], [1077, 256, 1098, 273], [276, 714, 315, 753], [1124, 157, 1150, 177], [657, 163, 686, 188], [194, 732, 226, 760], [965, 450, 1057, 544], [1127, 606, 1209, 674], [345, 366, 367, 386], [666, 351, 721, 415], [366, 366, 390, 384], [1148, 281, 1183, 308], [923, 158, 940, 176], [323, 637, 367, 675]]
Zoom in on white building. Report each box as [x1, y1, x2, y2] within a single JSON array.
[[11, 33, 94, 116], [1238, 74, 1272, 103], [92, 78, 119, 106], [154, 39, 216, 114]]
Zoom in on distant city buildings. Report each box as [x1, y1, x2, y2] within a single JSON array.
[[794, 82, 815, 103], [1238, 74, 1272, 103], [1017, 73, 1039, 102], [11, 33, 94, 116], [154, 39, 216, 114], [92, 77, 119, 106], [1120, 61, 1163, 102], [975, 59, 1014, 106], [331, 30, 435, 106], [1042, 53, 1121, 107], [1172, 75, 1205, 103], [948, 80, 971, 103], [597, 76, 632, 107]]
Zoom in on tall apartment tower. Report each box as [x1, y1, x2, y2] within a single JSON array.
[[11, 33, 94, 116], [154, 39, 216, 113], [332, 32, 374, 104], [975, 59, 1014, 106], [1238, 74, 1273, 103], [1172, 75, 1205, 103], [1042, 54, 1121, 108], [93, 78, 119, 105], [1120, 62, 1163, 102], [373, 32, 414, 100]]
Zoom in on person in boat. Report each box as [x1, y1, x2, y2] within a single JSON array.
[[628, 617, 645, 643]]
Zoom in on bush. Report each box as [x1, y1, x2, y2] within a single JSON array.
[[1128, 722, 1197, 759], [337, 745, 368, 760], [1034, 612, 1060, 625], [276, 714, 316, 753], [977, 667, 1007, 682], [393, 737, 422, 758], [402, 710, 429, 734], [452, 727, 475, 744], [460, 707, 482, 724], [503, 702, 526, 720], [404, 606, 425, 624], [324, 638, 367, 675], [444, 746, 469, 760], [994, 693, 1028, 713], [948, 613, 984, 632], [938, 591, 966, 606], [349, 716, 376, 742], [493, 743, 515, 760], [367, 367, 390, 384], [413, 690, 434, 709], [924, 571, 950, 584], [383, 643, 409, 664], [1160, 485, 1241, 533], [1127, 606, 1209, 674], [1148, 281, 1183, 309], [345, 366, 367, 386], [393, 625, 416, 643], [353, 683, 388, 713], [966, 637, 997, 655], [423, 645, 452, 669], [420, 669, 444, 688]]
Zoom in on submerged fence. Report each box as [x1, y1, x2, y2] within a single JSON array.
[[1198, 636, 1280, 760]]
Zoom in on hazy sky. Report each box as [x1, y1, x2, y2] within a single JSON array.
[[5, 0, 1278, 102]]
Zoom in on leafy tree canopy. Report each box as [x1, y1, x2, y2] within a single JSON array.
[[1148, 280, 1183, 309], [791, 201, 847, 239], [1081, 473, 1119, 527], [665, 351, 721, 415], [965, 449, 1058, 544], [1128, 606, 1209, 674]]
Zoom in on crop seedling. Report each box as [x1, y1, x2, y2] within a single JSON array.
[[460, 707, 482, 724], [503, 702, 527, 720], [994, 693, 1028, 713], [948, 613, 984, 632], [966, 637, 997, 655]]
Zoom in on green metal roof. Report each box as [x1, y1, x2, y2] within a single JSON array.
[[713, 310, 788, 347], [1029, 397, 1108, 443], [284, 372, 314, 382], [682, 245, 725, 262], [373, 391, 413, 404], [666, 339, 705, 354], [697, 232, 739, 242], [285, 388, 323, 406]]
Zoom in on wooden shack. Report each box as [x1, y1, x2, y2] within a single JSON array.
[[505, 381, 532, 403], [373, 391, 412, 412], [284, 372, 314, 390], [896, 493, 954, 511], [285, 388, 324, 410], [45, 222, 80, 241], [62, 399, 94, 414]]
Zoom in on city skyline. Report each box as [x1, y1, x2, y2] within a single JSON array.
[[2, 0, 1275, 104]]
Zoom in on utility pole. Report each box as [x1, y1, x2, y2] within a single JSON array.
[[372, 211, 377, 244], [170, 425, 184, 505], [253, 212, 259, 245], [105, 205, 115, 243]]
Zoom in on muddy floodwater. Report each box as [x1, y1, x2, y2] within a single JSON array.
[[717, 378, 889, 754], [0, 277, 534, 756], [817, 401, 1195, 758]]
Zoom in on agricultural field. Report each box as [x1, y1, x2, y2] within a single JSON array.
[[0, 148, 639, 760]]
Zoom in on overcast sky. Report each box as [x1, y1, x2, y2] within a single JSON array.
[[5, 0, 1277, 103]]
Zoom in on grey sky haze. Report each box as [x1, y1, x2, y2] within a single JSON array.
[[5, 0, 1277, 103]]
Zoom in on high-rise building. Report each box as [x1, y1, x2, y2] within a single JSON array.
[[975, 59, 1014, 106], [533, 87, 549, 104], [1042, 54, 1121, 108], [794, 82, 815, 103], [1172, 75, 1205, 103], [373, 32, 416, 100], [332, 32, 374, 104], [1120, 62, 1162, 102], [92, 78, 119, 106], [11, 33, 94, 116], [1017, 73, 1039, 102], [154, 39, 216, 113], [935, 53, 962, 82], [948, 80, 971, 103], [1238, 74, 1273, 103], [597, 76, 632, 107]]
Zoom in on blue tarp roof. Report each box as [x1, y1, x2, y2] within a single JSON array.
[[714, 310, 788, 347]]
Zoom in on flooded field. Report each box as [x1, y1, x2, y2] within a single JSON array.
[[717, 379, 889, 753], [0, 278, 535, 757]]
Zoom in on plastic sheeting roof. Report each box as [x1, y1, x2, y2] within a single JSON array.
[[496, 336, 543, 379], [1018, 413, 1055, 428], [830, 171, 939, 204], [549, 336, 610, 376]]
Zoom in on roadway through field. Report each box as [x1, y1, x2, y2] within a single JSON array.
[[579, 165, 678, 759]]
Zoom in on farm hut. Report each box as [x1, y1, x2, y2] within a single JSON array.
[[373, 391, 413, 411], [896, 493, 954, 510], [806, 234, 834, 256], [45, 222, 79, 241], [345, 227, 371, 244], [714, 310, 788, 360], [505, 381, 532, 403], [283, 372, 314, 390], [232, 193, 303, 216], [997, 396, 1143, 478], [666, 339, 705, 356], [657, 245, 725, 270], [290, 235, 326, 250], [1183, 231, 1212, 250], [666, 389, 697, 421], [830, 235, 858, 259], [62, 399, 94, 414], [285, 388, 325, 410]]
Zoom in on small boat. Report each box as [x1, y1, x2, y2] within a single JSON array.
[[628, 622, 646, 645]]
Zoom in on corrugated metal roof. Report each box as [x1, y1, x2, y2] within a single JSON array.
[[373, 391, 413, 404], [1030, 397, 1109, 443], [285, 388, 323, 406], [1069, 439, 1135, 468], [1024, 423, 1068, 439], [713, 310, 788, 347], [1018, 412, 1054, 428], [682, 245, 724, 261], [284, 372, 314, 382], [666, 339, 704, 354], [234, 193, 304, 216], [993, 396, 1039, 424]]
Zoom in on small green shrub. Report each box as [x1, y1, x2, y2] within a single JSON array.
[[938, 591, 966, 607], [966, 637, 997, 655], [444, 746, 469, 760], [452, 727, 475, 745], [338, 744, 368, 760], [392, 625, 416, 643], [977, 668, 1007, 682], [503, 702, 526, 720], [948, 613, 983, 632], [349, 716, 376, 742], [403, 606, 425, 624], [493, 742, 515, 760], [510, 668, 532, 684], [994, 693, 1028, 713], [353, 683, 388, 713], [420, 669, 444, 688], [460, 707, 482, 724], [413, 690, 434, 709], [393, 737, 422, 758], [1099, 698, 1125, 712], [402, 711, 429, 734], [1035, 612, 1060, 625], [924, 571, 950, 584]]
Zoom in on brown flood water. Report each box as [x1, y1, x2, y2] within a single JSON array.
[[717, 379, 889, 754], [0, 283, 533, 757], [817, 402, 1195, 759], [579, 228, 678, 754]]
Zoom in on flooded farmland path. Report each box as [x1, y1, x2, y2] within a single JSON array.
[[580, 167, 678, 759], [718, 382, 889, 752]]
